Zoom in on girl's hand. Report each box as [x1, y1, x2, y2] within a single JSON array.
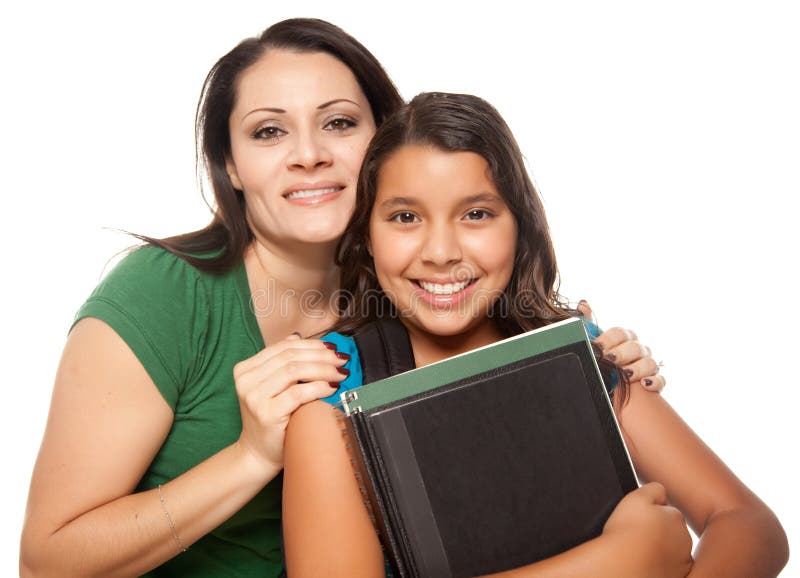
[[578, 301, 665, 392], [234, 334, 348, 472], [602, 483, 693, 578]]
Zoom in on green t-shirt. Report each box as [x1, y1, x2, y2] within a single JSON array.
[[74, 245, 282, 577]]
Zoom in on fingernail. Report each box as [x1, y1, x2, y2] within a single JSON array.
[[623, 369, 634, 379], [606, 352, 617, 362], [337, 367, 351, 376], [644, 378, 653, 387], [330, 381, 341, 390], [323, 342, 337, 350], [335, 352, 351, 361], [290, 331, 302, 338]]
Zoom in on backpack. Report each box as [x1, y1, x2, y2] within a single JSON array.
[[351, 317, 416, 385]]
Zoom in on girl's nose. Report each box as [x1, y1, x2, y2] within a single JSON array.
[[420, 223, 462, 265]]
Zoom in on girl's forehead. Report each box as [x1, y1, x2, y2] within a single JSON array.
[[374, 146, 500, 205]]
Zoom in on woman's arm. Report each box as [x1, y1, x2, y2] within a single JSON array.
[[616, 379, 790, 577], [282, 402, 691, 578], [20, 318, 344, 578]]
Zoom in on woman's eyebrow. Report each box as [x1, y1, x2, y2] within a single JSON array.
[[242, 107, 286, 121], [240, 99, 360, 122], [318, 98, 360, 110]]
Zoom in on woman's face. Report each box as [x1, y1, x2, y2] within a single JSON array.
[[226, 50, 376, 249], [369, 145, 518, 343]]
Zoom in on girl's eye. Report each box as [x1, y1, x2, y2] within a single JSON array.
[[324, 117, 357, 131], [464, 209, 493, 221], [252, 125, 286, 141], [390, 211, 420, 224]]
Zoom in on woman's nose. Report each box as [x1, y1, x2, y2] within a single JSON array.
[[288, 130, 332, 170]]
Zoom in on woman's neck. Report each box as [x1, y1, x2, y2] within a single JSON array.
[[243, 239, 340, 342]]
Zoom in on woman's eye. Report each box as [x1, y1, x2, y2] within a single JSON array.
[[464, 209, 493, 221], [324, 117, 357, 131], [252, 126, 286, 140], [390, 211, 419, 224]]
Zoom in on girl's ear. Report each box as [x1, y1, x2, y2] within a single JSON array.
[[225, 158, 244, 191]]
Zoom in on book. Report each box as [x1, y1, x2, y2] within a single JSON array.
[[340, 317, 638, 578]]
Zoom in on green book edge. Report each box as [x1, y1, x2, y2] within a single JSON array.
[[342, 317, 591, 414]]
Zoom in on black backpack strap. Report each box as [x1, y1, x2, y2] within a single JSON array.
[[352, 318, 416, 385]]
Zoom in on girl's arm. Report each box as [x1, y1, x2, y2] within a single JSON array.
[[20, 318, 344, 578], [283, 402, 691, 578], [283, 400, 386, 578], [616, 380, 790, 578]]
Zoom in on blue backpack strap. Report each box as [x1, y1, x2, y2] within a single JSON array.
[[352, 318, 416, 385]]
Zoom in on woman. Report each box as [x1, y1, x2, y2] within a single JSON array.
[[20, 20, 662, 578]]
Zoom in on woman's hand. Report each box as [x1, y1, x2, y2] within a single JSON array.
[[234, 334, 349, 472], [602, 483, 694, 578], [578, 301, 665, 392]]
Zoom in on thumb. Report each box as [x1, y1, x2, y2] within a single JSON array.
[[636, 482, 668, 506], [577, 300, 596, 324]]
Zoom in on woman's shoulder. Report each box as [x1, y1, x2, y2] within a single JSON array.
[[94, 244, 242, 298], [106, 244, 211, 282], [74, 244, 237, 331]]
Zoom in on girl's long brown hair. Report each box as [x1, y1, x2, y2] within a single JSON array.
[[332, 92, 628, 401]]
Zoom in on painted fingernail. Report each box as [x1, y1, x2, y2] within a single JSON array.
[[337, 367, 351, 376], [330, 381, 341, 390], [643, 378, 653, 387], [623, 369, 634, 379], [323, 342, 337, 350], [335, 352, 351, 361], [606, 352, 617, 362]]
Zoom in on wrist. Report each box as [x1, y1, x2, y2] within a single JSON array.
[[230, 439, 282, 485]]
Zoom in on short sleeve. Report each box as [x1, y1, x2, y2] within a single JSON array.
[[579, 318, 620, 392], [318, 332, 363, 405], [582, 319, 602, 340], [72, 247, 209, 410]]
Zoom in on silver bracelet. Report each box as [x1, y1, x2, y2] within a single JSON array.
[[157, 484, 188, 553]]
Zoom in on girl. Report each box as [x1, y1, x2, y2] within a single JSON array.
[[282, 93, 789, 577]]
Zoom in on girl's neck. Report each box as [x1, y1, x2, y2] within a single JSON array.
[[405, 321, 507, 368]]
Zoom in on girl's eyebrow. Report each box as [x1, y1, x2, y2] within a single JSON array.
[[378, 192, 502, 210], [378, 196, 420, 209], [461, 193, 503, 205]]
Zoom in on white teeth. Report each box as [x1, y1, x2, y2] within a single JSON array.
[[418, 280, 471, 295], [285, 187, 340, 200]]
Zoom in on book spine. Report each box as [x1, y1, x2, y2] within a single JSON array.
[[344, 412, 414, 577]]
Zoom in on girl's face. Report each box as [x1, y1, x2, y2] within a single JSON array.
[[369, 145, 518, 345], [226, 50, 376, 249]]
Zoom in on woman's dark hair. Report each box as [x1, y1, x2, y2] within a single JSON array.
[[333, 92, 628, 400], [136, 18, 403, 272]]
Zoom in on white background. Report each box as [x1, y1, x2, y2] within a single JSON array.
[[3, 0, 798, 574]]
